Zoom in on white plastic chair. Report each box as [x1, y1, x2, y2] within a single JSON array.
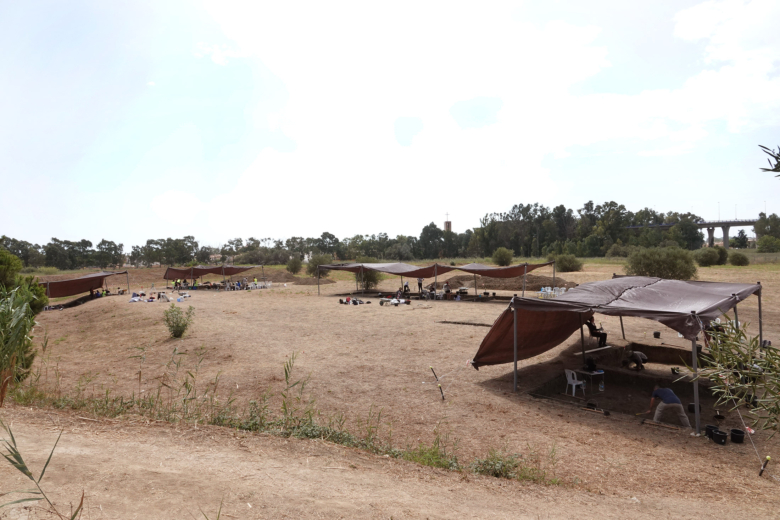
[[564, 369, 585, 397]]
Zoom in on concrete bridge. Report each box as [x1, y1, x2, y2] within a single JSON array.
[[625, 219, 758, 249]]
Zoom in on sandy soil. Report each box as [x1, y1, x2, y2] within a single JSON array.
[[3, 262, 779, 518]]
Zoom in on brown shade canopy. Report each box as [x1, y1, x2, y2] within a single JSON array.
[[318, 261, 553, 279], [162, 265, 258, 280], [471, 276, 762, 368], [39, 271, 128, 299]]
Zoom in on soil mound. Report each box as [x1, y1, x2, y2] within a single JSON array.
[[292, 276, 336, 285], [434, 273, 575, 292]]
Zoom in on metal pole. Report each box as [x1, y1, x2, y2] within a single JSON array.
[[522, 264, 527, 297], [126, 272, 129, 294], [513, 295, 518, 392], [579, 313, 587, 362], [620, 316, 626, 340], [758, 282, 763, 349], [474, 273, 477, 296], [46, 282, 50, 298], [690, 317, 701, 435], [552, 260, 556, 290], [434, 264, 438, 296], [317, 269, 320, 296]]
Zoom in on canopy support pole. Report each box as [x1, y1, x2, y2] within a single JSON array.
[[222, 266, 226, 285], [522, 264, 527, 297], [126, 273, 129, 295], [434, 265, 438, 296], [690, 318, 701, 435], [579, 313, 587, 362], [190, 266, 193, 285], [474, 274, 477, 296], [46, 282, 50, 298], [513, 295, 518, 393], [552, 261, 556, 289], [317, 269, 320, 296], [620, 316, 626, 340], [758, 282, 763, 349]]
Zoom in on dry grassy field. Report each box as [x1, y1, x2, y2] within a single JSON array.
[[2, 262, 779, 518]]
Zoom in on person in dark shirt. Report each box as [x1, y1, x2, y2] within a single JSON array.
[[646, 386, 691, 428], [585, 316, 607, 347]]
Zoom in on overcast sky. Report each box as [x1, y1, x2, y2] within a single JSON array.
[[1, 0, 779, 248]]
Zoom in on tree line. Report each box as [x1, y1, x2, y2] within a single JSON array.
[[2, 201, 774, 269]]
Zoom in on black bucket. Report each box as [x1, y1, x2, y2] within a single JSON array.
[[730, 429, 745, 444], [705, 425, 718, 439], [688, 403, 701, 414], [712, 430, 728, 445]]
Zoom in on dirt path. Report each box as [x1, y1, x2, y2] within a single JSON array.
[[1, 407, 775, 519]]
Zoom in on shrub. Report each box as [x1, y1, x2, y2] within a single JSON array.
[[553, 254, 582, 273], [695, 248, 720, 267], [0, 287, 37, 403], [286, 257, 302, 275], [491, 247, 513, 267], [162, 304, 195, 338], [757, 235, 780, 253], [605, 244, 636, 258], [0, 250, 47, 314], [0, 250, 23, 289], [713, 245, 728, 265], [355, 256, 380, 291], [729, 252, 750, 266], [471, 449, 520, 479], [625, 247, 697, 280], [306, 254, 333, 277]]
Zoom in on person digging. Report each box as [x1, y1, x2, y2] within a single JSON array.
[[644, 385, 691, 430]]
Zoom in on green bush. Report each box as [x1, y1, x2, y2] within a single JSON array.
[[553, 254, 582, 273], [605, 244, 637, 258], [757, 235, 780, 253], [286, 256, 302, 275], [729, 252, 750, 266], [471, 449, 520, 479], [162, 304, 195, 338], [491, 247, 513, 267], [0, 250, 47, 314], [306, 254, 333, 277], [625, 247, 697, 280], [355, 256, 380, 291], [0, 287, 38, 397], [0, 250, 23, 289], [713, 245, 728, 265], [695, 248, 720, 267]]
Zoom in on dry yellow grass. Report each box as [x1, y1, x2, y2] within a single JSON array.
[[3, 261, 779, 518]]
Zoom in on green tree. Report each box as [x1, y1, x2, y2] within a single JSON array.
[[286, 256, 302, 275], [733, 229, 749, 249], [492, 247, 513, 266], [418, 223, 444, 259], [757, 235, 780, 253], [754, 213, 780, 239], [355, 256, 380, 290], [307, 254, 333, 277]]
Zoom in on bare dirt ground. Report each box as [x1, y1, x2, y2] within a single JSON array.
[[3, 262, 780, 518]]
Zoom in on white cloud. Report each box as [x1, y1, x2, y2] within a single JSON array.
[[147, 1, 780, 239], [147, 81, 155, 86]]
